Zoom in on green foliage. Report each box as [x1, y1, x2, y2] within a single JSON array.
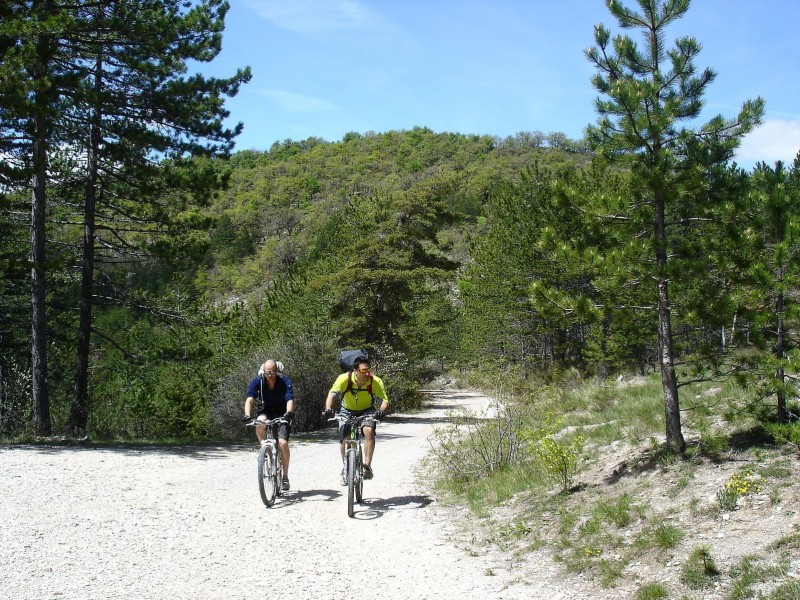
[[429, 400, 529, 485], [766, 580, 800, 600], [650, 522, 684, 549], [680, 546, 721, 589], [728, 555, 790, 600], [766, 421, 800, 450], [583, 0, 764, 452], [533, 429, 584, 493], [716, 470, 762, 511], [594, 493, 637, 528], [634, 583, 669, 600]]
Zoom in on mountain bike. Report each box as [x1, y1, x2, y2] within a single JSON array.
[[245, 417, 288, 507], [330, 413, 379, 518]]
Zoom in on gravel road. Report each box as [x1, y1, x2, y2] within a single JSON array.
[[1, 390, 594, 600]]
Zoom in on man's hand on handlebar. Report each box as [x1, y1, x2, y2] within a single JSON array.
[[282, 411, 294, 422], [374, 410, 385, 421], [243, 414, 252, 423], [322, 408, 335, 420]]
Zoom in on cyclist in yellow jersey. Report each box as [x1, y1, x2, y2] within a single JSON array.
[[322, 357, 389, 484]]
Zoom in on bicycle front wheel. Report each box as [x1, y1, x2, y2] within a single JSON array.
[[355, 445, 363, 503], [257, 444, 277, 507], [346, 448, 357, 518], [275, 448, 284, 497]]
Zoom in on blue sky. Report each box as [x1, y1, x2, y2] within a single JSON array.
[[208, 1, 800, 169]]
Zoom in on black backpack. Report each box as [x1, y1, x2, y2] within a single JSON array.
[[338, 349, 368, 372], [337, 349, 373, 397]]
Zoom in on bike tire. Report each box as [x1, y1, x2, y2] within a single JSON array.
[[275, 448, 283, 497], [355, 445, 363, 503], [257, 444, 277, 507], [346, 448, 357, 518]]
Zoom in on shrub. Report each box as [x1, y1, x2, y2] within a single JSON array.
[[680, 546, 720, 589]]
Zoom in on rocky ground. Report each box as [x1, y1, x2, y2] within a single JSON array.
[[1, 390, 598, 600], [3, 388, 797, 600]]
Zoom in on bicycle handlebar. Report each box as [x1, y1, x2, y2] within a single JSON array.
[[327, 414, 381, 426], [245, 417, 288, 427]]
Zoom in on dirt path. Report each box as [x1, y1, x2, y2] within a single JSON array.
[[0, 390, 594, 600]]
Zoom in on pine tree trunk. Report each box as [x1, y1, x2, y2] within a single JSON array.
[[69, 51, 102, 437], [654, 189, 684, 453], [30, 130, 50, 437], [775, 284, 787, 423], [30, 0, 58, 437]]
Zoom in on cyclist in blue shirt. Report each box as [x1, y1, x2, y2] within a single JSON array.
[[244, 359, 295, 490]]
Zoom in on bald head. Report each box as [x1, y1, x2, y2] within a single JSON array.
[[262, 360, 278, 377]]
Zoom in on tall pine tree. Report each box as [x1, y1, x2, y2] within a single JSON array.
[[584, 0, 763, 451]]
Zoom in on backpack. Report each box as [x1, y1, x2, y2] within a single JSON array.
[[338, 349, 368, 373], [337, 349, 373, 398]]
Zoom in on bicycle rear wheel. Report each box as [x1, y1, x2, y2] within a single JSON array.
[[257, 444, 277, 507], [346, 448, 357, 518], [355, 445, 363, 503]]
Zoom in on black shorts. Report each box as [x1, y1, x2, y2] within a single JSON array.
[[337, 407, 377, 442], [256, 414, 291, 440]]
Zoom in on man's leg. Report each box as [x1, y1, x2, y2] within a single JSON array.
[[278, 438, 290, 478], [255, 415, 267, 443], [363, 426, 376, 466]]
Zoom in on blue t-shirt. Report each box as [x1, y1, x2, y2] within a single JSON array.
[[247, 374, 294, 416]]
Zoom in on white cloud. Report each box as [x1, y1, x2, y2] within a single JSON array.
[[244, 0, 383, 34], [257, 89, 338, 112], [736, 119, 800, 166]]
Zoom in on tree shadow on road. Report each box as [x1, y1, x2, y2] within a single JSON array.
[[347, 494, 434, 519]]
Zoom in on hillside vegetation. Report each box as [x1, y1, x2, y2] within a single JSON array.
[[429, 372, 800, 599]]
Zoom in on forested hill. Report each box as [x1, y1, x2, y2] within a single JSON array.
[[3, 123, 796, 447], [2, 126, 595, 440], [203, 128, 590, 305]]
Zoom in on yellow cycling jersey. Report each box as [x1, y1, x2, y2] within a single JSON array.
[[329, 371, 388, 411]]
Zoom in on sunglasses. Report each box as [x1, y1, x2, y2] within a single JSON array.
[[357, 367, 371, 373], [264, 370, 277, 376]]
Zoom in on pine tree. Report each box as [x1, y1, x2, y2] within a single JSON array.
[[585, 0, 764, 451], [737, 155, 800, 423], [65, 0, 250, 436]]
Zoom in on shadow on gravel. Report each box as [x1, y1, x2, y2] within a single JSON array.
[[383, 415, 451, 426], [419, 391, 485, 402], [4, 444, 245, 461], [270, 488, 341, 508], [362, 494, 433, 516]]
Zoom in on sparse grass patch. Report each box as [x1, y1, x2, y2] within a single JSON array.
[[491, 520, 532, 549], [594, 493, 640, 528], [758, 460, 793, 480], [635, 582, 669, 599], [652, 522, 684, 549], [694, 419, 730, 456], [559, 374, 664, 446], [680, 545, 720, 589], [768, 529, 800, 552], [767, 579, 800, 599], [728, 555, 789, 600]]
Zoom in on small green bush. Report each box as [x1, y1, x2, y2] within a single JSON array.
[[534, 432, 584, 492], [635, 582, 669, 600], [680, 545, 720, 589], [716, 470, 762, 511], [652, 523, 683, 549]]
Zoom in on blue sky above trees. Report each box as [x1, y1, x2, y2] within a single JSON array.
[[207, 0, 800, 169]]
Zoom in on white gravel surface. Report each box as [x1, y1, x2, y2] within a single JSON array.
[[1, 390, 597, 600]]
